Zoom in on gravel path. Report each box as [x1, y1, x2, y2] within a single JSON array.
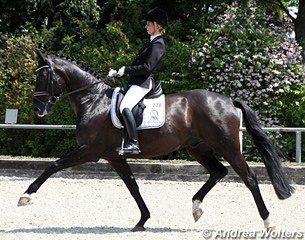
[[0, 176, 304, 240]]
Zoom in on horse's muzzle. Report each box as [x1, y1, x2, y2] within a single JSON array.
[[33, 104, 50, 117]]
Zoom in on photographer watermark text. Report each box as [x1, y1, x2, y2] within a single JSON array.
[[202, 229, 304, 239]]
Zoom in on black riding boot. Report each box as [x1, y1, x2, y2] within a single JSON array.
[[119, 108, 140, 154]]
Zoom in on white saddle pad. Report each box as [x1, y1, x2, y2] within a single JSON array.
[[110, 87, 165, 130]]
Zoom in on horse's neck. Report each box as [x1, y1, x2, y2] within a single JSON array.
[[69, 88, 111, 120], [61, 62, 109, 94], [64, 69, 111, 117], [64, 66, 92, 91], [53, 59, 111, 117]]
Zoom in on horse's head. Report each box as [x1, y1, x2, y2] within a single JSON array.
[[33, 50, 111, 117], [33, 50, 65, 117]]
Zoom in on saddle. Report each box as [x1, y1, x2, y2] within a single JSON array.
[[111, 83, 165, 130]]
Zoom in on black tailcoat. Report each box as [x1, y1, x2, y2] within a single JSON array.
[[124, 36, 165, 89]]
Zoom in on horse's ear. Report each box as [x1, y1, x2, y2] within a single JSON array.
[[34, 49, 46, 64]]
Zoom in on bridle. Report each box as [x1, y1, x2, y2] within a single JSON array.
[[34, 65, 62, 105], [34, 63, 114, 105]]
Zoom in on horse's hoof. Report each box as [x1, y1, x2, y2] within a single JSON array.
[[17, 194, 31, 206], [193, 208, 203, 222], [131, 226, 146, 232], [266, 226, 276, 232]]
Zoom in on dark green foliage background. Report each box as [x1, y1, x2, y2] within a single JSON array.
[[0, 0, 304, 161]]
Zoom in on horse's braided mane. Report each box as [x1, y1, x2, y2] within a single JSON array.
[[54, 54, 104, 81]]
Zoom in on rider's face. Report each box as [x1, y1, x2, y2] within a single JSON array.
[[145, 21, 160, 36]]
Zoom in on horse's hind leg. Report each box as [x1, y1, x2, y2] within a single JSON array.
[[224, 151, 274, 230], [18, 145, 96, 206], [187, 146, 228, 222]]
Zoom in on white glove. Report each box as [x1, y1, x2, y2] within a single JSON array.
[[108, 69, 117, 77], [117, 66, 125, 77]]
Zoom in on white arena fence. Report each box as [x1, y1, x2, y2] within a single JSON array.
[[0, 123, 304, 164]]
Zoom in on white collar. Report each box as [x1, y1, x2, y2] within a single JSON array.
[[150, 34, 162, 42]]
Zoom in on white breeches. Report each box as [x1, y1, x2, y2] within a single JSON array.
[[120, 81, 152, 113]]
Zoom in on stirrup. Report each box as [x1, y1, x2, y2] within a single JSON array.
[[116, 146, 140, 155], [116, 147, 140, 155], [116, 140, 140, 155]]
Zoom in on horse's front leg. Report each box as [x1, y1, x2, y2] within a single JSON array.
[[109, 159, 150, 232], [18, 145, 95, 206]]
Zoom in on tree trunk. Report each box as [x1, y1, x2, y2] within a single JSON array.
[[294, 0, 305, 61]]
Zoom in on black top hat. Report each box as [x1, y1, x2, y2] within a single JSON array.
[[146, 7, 169, 28]]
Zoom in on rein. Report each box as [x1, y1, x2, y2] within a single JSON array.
[[59, 80, 107, 99], [35, 64, 115, 103]]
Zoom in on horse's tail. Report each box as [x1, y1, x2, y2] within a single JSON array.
[[233, 100, 294, 200]]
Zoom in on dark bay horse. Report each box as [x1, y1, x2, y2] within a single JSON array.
[[18, 50, 294, 231]]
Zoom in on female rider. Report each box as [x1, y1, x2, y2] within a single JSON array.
[[108, 7, 169, 154]]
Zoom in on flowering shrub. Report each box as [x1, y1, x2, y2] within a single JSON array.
[[191, 3, 304, 125], [190, 2, 305, 160]]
